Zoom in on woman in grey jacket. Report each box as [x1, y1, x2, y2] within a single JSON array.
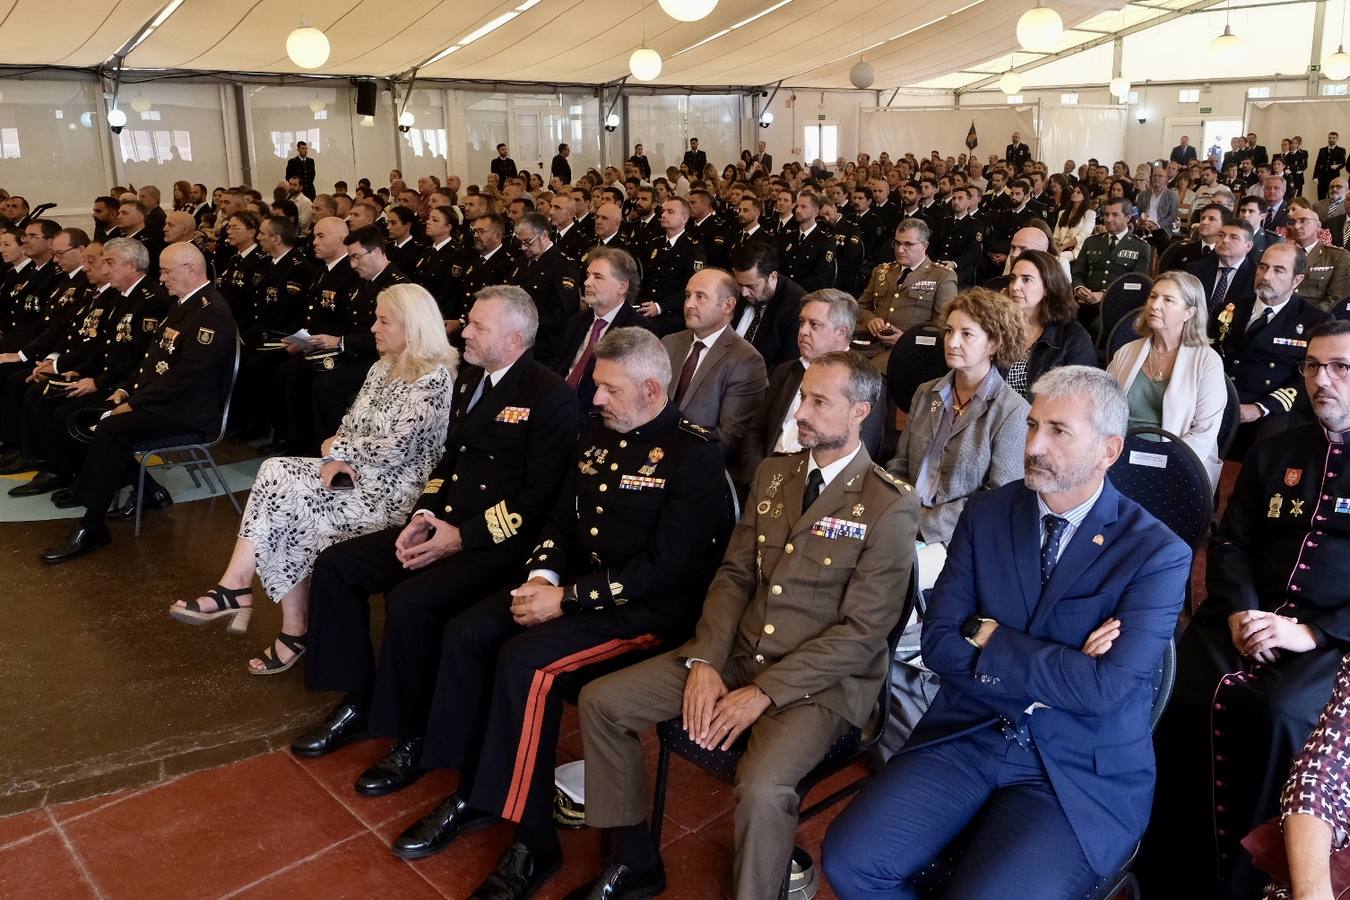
[[889, 287, 1031, 588]]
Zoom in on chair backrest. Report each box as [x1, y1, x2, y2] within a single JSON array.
[[862, 564, 921, 751], [886, 322, 948, 413], [206, 338, 243, 447], [1216, 374, 1240, 459], [1150, 638, 1178, 733], [1107, 426, 1214, 548], [1104, 306, 1144, 362], [980, 274, 1012, 293], [1099, 273, 1152, 346]]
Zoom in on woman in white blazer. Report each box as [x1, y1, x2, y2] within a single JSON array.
[[1053, 184, 1097, 260], [1107, 270, 1228, 488]]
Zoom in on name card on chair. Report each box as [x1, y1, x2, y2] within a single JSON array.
[[915, 335, 937, 346], [1129, 450, 1169, 469]]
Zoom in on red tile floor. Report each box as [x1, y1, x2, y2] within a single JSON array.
[[0, 704, 852, 900]]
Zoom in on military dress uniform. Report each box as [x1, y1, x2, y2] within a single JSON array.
[[1287, 146, 1310, 196], [780, 223, 838, 293], [386, 237, 426, 274], [1296, 243, 1350, 312], [411, 239, 466, 319], [0, 269, 90, 440], [690, 215, 732, 271], [856, 259, 959, 371], [1070, 231, 1151, 329], [416, 403, 733, 829], [1142, 422, 1350, 898], [1316, 144, 1348, 199], [639, 233, 707, 336], [554, 222, 591, 265], [0, 259, 59, 352], [933, 213, 984, 288], [830, 218, 866, 296], [304, 354, 579, 739], [231, 248, 315, 436], [455, 245, 518, 326], [215, 245, 270, 330], [509, 245, 581, 363]]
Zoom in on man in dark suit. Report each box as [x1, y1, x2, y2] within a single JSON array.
[[553, 247, 654, 411], [1186, 220, 1258, 328], [490, 143, 517, 183], [824, 365, 1191, 898], [551, 143, 572, 185], [115, 200, 164, 279], [39, 242, 238, 562], [285, 141, 317, 200], [682, 138, 708, 176], [1316, 132, 1347, 200], [1246, 131, 1269, 167], [629, 144, 651, 181], [728, 242, 806, 373], [751, 140, 773, 175], [1170, 135, 1199, 165], [1005, 132, 1032, 173]]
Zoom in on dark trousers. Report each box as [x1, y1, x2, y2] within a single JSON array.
[[311, 359, 370, 446], [421, 590, 665, 827], [34, 391, 110, 477], [0, 360, 32, 447], [70, 407, 182, 528], [304, 526, 519, 736], [274, 355, 314, 450], [822, 727, 1106, 900]]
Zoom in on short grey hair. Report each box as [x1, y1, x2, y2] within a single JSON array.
[[896, 218, 929, 243], [801, 289, 858, 334], [475, 284, 539, 348], [812, 350, 882, 409], [594, 326, 672, 388], [103, 236, 148, 272], [1030, 365, 1128, 439]]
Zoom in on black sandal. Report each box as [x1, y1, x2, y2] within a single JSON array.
[[248, 632, 307, 676], [169, 584, 253, 634]]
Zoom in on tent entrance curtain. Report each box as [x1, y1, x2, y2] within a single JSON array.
[[1038, 105, 1127, 172], [859, 105, 1037, 162]]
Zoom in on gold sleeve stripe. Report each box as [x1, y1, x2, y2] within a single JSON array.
[[421, 478, 445, 495], [1271, 387, 1298, 412], [485, 500, 524, 544]]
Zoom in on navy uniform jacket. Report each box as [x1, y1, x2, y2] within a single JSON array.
[[855, 208, 891, 267], [0, 259, 60, 349], [913, 479, 1190, 875], [780, 223, 838, 293], [1070, 232, 1151, 292], [18, 269, 90, 361], [457, 245, 518, 324], [1316, 145, 1348, 183], [491, 156, 517, 182], [120, 284, 239, 435], [301, 258, 360, 338], [522, 404, 731, 635], [830, 218, 866, 295], [689, 215, 731, 271], [509, 245, 581, 363], [215, 246, 270, 328], [933, 214, 984, 287], [639, 233, 707, 335], [88, 277, 172, 392], [415, 353, 578, 556], [386, 238, 426, 274], [554, 222, 592, 265], [43, 284, 116, 372], [1215, 293, 1328, 415], [341, 264, 408, 361], [411, 240, 466, 319], [246, 249, 314, 343]]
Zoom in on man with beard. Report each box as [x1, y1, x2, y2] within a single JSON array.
[[825, 366, 1189, 900]]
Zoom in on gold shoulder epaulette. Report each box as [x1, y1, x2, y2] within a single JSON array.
[[873, 464, 913, 492], [679, 419, 713, 440]]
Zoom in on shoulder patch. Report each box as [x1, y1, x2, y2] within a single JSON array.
[[679, 419, 713, 440], [873, 464, 913, 493]]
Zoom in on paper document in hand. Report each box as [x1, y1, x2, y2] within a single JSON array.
[[284, 329, 315, 347]]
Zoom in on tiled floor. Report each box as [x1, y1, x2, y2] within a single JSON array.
[[0, 704, 852, 899]]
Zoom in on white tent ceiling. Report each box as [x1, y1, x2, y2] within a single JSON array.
[[2, 0, 1144, 88]]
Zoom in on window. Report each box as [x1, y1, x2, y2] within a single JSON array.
[[1060, 93, 1079, 105], [1247, 86, 1271, 99], [313, 110, 327, 121], [1178, 88, 1200, 103], [53, 109, 64, 120], [803, 124, 838, 162], [1006, 95, 1023, 104], [1324, 82, 1349, 96], [1, 128, 19, 159], [139, 110, 161, 121]]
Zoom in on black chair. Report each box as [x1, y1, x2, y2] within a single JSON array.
[[649, 566, 920, 897], [1103, 306, 1144, 363], [886, 322, 948, 413], [1107, 427, 1213, 549], [130, 339, 243, 536], [1098, 273, 1152, 352], [1216, 375, 1240, 460], [980, 273, 1012, 293]]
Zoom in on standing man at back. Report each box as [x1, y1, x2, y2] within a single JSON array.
[[286, 141, 317, 200]]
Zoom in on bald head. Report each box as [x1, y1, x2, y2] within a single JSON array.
[[312, 216, 350, 262], [1009, 225, 1051, 264], [595, 203, 623, 241], [160, 242, 207, 299], [163, 211, 197, 244]]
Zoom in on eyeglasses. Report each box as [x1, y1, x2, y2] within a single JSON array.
[[893, 240, 924, 249], [348, 250, 373, 261], [1298, 360, 1350, 380], [516, 233, 541, 246]]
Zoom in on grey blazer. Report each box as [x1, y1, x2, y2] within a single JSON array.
[[887, 370, 1029, 544], [1136, 187, 1180, 235], [663, 326, 769, 465]]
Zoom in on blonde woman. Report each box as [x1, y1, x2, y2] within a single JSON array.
[[1107, 270, 1227, 487], [170, 283, 458, 674]]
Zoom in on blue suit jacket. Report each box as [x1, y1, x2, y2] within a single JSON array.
[[909, 478, 1190, 875]]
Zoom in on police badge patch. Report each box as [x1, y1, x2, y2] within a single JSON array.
[[198, 328, 215, 345]]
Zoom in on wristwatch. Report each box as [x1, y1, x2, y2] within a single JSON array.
[[962, 614, 994, 649], [560, 585, 581, 615]]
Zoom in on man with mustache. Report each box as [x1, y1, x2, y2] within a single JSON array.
[[1140, 319, 1350, 898]]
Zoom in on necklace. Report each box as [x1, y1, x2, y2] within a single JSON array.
[[1145, 341, 1177, 382], [952, 384, 974, 417]]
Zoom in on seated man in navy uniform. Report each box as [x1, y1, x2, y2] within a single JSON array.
[[39, 242, 237, 562], [1141, 319, 1350, 898], [384, 327, 732, 900]]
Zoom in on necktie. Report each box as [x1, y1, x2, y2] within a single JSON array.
[[744, 303, 767, 343], [467, 373, 493, 412], [1108, 235, 1118, 254], [566, 318, 607, 389], [672, 340, 705, 406], [1247, 306, 1273, 334], [1041, 515, 1070, 584], [1342, 216, 1350, 248], [803, 468, 825, 511], [898, 267, 913, 284], [1202, 244, 1213, 255], [1212, 267, 1233, 309]]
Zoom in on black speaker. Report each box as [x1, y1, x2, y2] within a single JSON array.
[[355, 80, 378, 117]]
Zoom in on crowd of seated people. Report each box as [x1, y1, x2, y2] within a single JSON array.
[[10, 126, 1350, 898]]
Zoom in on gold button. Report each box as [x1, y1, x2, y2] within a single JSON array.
[[771, 585, 782, 595], [755, 654, 765, 663], [757, 534, 765, 543], [599, 484, 608, 492], [595, 506, 604, 514], [480, 484, 486, 490], [444, 505, 453, 512], [590, 527, 599, 536], [619, 440, 627, 448], [823, 557, 832, 566], [451, 474, 458, 481], [610, 463, 618, 470], [764, 623, 776, 634], [460, 445, 467, 452], [784, 543, 794, 554]]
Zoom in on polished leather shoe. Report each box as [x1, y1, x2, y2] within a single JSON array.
[[51, 488, 77, 509], [356, 737, 424, 797], [469, 841, 563, 900], [39, 525, 111, 564], [0, 456, 40, 476], [9, 472, 70, 498], [563, 860, 666, 900], [391, 793, 492, 860], [107, 483, 173, 520], [290, 702, 368, 758]]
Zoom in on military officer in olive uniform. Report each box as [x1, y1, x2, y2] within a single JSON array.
[[857, 218, 959, 372], [1070, 198, 1151, 330], [1285, 199, 1350, 312], [781, 193, 838, 293], [1141, 319, 1350, 899], [510, 213, 581, 363], [385, 327, 732, 899], [637, 198, 707, 336], [40, 243, 238, 563], [570, 351, 919, 900]]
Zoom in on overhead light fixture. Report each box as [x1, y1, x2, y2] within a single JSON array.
[[1109, 76, 1131, 99], [107, 107, 127, 133], [999, 53, 1022, 94], [1016, 1, 1063, 52], [398, 110, 415, 132], [424, 0, 540, 66], [130, 95, 153, 113], [850, 60, 875, 89], [1208, 23, 1242, 63], [659, 0, 718, 22], [630, 48, 662, 80], [758, 111, 774, 128], [1328, 0, 1350, 80], [605, 112, 621, 133], [286, 18, 331, 69], [309, 97, 326, 113]]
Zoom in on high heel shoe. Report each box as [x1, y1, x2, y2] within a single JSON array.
[[169, 584, 254, 634]]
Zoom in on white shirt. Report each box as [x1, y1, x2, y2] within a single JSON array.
[[806, 441, 864, 494], [1249, 296, 1290, 328], [432, 238, 453, 252], [799, 222, 817, 240], [681, 324, 727, 386], [414, 360, 516, 522], [774, 359, 810, 453], [1036, 481, 1105, 567], [481, 243, 504, 263]]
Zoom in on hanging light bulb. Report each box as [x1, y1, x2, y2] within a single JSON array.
[[130, 95, 152, 113], [1327, 45, 1350, 80], [106, 108, 128, 128], [286, 18, 331, 69], [658, 0, 717, 22], [758, 111, 774, 128], [309, 97, 326, 114], [1000, 70, 1024, 95], [630, 47, 663, 81], [398, 110, 415, 128], [849, 60, 876, 89], [1016, 2, 1064, 53], [1109, 76, 1131, 100], [1208, 23, 1242, 64], [359, 115, 375, 128]]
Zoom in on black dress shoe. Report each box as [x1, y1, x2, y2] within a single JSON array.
[[51, 488, 77, 508], [290, 702, 368, 758], [0, 456, 40, 476], [469, 841, 563, 900], [391, 793, 493, 860], [355, 737, 424, 797], [39, 525, 111, 564], [563, 860, 667, 900], [107, 483, 173, 520], [9, 472, 71, 498]]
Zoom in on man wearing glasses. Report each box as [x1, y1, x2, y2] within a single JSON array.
[[509, 213, 580, 364], [855, 218, 957, 372], [1141, 319, 1350, 897], [455, 214, 518, 331]]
